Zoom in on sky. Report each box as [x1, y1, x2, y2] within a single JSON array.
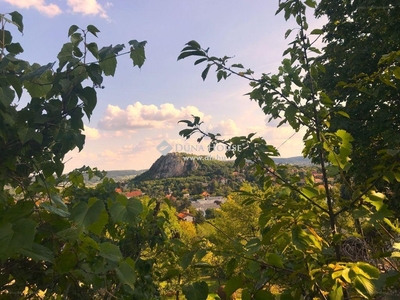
[[2, 0, 326, 172]]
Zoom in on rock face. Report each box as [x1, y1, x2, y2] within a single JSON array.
[[137, 153, 199, 180]]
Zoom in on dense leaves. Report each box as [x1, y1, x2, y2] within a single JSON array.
[[0, 12, 178, 299], [177, 0, 400, 298]]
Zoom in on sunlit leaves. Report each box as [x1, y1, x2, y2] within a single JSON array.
[[331, 263, 380, 299], [291, 225, 321, 251]]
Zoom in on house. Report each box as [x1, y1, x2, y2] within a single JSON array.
[[125, 190, 143, 198], [177, 210, 194, 222], [165, 194, 177, 201], [201, 191, 210, 198]]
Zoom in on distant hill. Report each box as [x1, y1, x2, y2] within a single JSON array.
[[133, 152, 235, 181], [273, 156, 311, 165], [85, 169, 147, 184], [105, 170, 147, 181]]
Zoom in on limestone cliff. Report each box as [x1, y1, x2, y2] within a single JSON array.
[[135, 153, 199, 180]]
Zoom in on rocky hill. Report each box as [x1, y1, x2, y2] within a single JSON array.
[[133, 152, 234, 181]]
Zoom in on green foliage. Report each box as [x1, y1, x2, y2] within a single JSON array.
[[177, 0, 400, 298], [0, 11, 183, 299]]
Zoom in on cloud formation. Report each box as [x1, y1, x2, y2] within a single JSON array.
[[4, 0, 109, 18], [98, 102, 209, 131], [4, 0, 62, 17], [83, 125, 101, 140], [207, 119, 240, 137], [67, 0, 108, 19]]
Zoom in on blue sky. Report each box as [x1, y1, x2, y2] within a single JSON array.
[[2, 0, 325, 171]]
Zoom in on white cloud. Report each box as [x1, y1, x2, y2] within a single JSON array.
[[4, 0, 62, 17], [4, 0, 110, 18], [67, 0, 108, 19], [207, 119, 240, 137], [98, 102, 210, 131], [84, 125, 100, 140]]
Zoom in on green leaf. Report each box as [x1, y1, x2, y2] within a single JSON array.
[[57, 228, 79, 241], [21, 62, 55, 81], [70, 32, 83, 46], [392, 66, 400, 79], [20, 243, 54, 263], [354, 262, 380, 280], [2, 200, 34, 222], [87, 25, 100, 37], [337, 111, 350, 118], [301, 186, 319, 199], [320, 92, 333, 106], [41, 202, 70, 218], [86, 63, 103, 85], [68, 25, 79, 37], [0, 219, 37, 259], [129, 40, 147, 68], [99, 242, 123, 262], [57, 42, 74, 69], [231, 63, 244, 68], [99, 54, 117, 76], [329, 281, 343, 300], [194, 58, 207, 65], [182, 281, 208, 300], [0, 30, 12, 47], [9, 11, 24, 33], [109, 196, 143, 223], [5, 42, 24, 55], [201, 64, 211, 81], [116, 258, 136, 291], [354, 275, 376, 298], [6, 74, 23, 99], [0, 86, 16, 107], [187, 40, 201, 49], [178, 50, 206, 60], [54, 247, 78, 273], [291, 225, 321, 251], [285, 29, 292, 39], [87, 42, 99, 59], [310, 29, 324, 35], [255, 289, 275, 300], [161, 268, 181, 280], [87, 206, 108, 235], [225, 275, 242, 298], [305, 0, 316, 8], [265, 253, 284, 268], [70, 197, 105, 228], [79, 86, 97, 119], [180, 251, 195, 270]]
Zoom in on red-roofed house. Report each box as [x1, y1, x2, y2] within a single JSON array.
[[125, 190, 143, 198], [177, 212, 194, 222], [201, 191, 210, 198]]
